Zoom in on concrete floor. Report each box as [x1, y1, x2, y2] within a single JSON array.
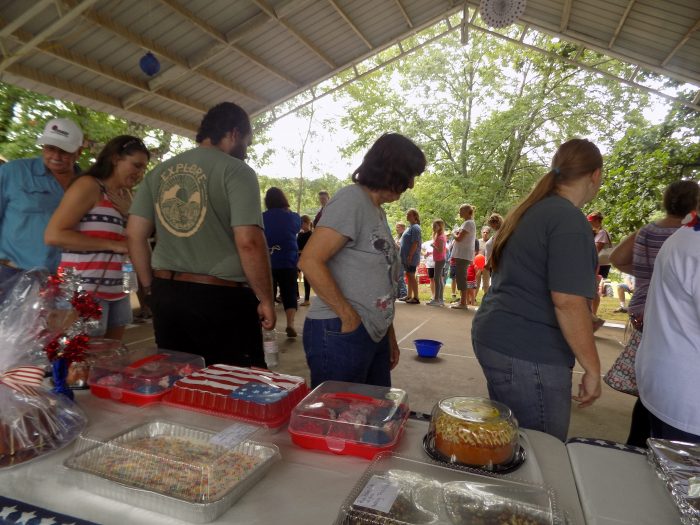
[[124, 297, 636, 443]]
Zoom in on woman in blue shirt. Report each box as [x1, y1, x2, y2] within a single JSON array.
[[263, 187, 301, 338]]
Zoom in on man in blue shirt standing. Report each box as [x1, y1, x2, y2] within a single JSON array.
[[0, 118, 83, 281]]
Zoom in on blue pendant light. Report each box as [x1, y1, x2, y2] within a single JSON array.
[[139, 51, 160, 76]]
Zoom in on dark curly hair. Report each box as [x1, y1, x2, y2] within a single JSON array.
[[196, 102, 251, 145], [351, 133, 426, 194]]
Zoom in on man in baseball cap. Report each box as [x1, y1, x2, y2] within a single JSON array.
[[0, 117, 84, 281]]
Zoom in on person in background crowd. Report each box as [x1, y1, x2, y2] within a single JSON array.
[[614, 273, 634, 313], [427, 219, 447, 306], [450, 204, 476, 309], [0, 118, 84, 281], [475, 226, 491, 294], [588, 211, 612, 317], [263, 187, 302, 338], [635, 194, 700, 443], [127, 102, 274, 367], [609, 179, 699, 447], [313, 190, 330, 228], [394, 222, 408, 299], [399, 208, 421, 304], [447, 231, 458, 301], [300, 133, 426, 388], [297, 215, 313, 306], [473, 138, 603, 441], [466, 261, 478, 306], [45, 136, 150, 340], [422, 239, 435, 297]]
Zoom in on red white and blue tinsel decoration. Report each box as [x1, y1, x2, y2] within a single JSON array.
[[40, 268, 102, 399]]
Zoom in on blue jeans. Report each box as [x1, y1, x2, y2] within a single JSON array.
[[89, 295, 133, 337], [303, 317, 391, 389], [473, 341, 573, 441]]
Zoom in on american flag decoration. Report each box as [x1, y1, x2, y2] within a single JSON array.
[[173, 364, 304, 396]]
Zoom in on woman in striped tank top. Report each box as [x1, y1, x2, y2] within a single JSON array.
[[608, 180, 700, 447], [45, 135, 150, 340]]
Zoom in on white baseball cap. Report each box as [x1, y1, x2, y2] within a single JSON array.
[[36, 118, 84, 153]]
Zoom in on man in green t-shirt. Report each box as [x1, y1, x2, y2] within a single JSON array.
[[127, 102, 275, 366]]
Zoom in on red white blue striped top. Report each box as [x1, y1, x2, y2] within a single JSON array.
[[58, 182, 126, 301]]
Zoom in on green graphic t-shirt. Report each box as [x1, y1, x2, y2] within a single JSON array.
[[130, 147, 263, 282]]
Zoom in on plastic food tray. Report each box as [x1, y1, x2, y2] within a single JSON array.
[[335, 452, 565, 525], [64, 420, 280, 523], [288, 381, 409, 459], [162, 365, 309, 428], [88, 348, 204, 406]]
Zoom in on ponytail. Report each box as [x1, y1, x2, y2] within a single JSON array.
[[490, 171, 557, 272], [490, 138, 603, 273]]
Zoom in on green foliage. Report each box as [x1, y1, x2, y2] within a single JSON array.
[[258, 173, 349, 217], [593, 106, 700, 239]]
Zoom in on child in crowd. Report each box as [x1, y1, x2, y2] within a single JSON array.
[[466, 262, 477, 306], [428, 219, 447, 306]]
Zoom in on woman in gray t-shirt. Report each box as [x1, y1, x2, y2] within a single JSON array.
[[472, 138, 603, 442], [299, 133, 426, 388]]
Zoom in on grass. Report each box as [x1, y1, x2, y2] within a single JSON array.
[[411, 282, 630, 324]]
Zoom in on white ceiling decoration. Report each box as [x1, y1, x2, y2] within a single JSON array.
[[0, 0, 697, 139], [479, 0, 527, 29]]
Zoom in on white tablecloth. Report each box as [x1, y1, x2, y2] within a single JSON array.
[[0, 392, 589, 524]]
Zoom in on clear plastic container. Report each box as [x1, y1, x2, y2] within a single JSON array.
[[288, 381, 409, 459], [426, 396, 520, 470], [162, 364, 309, 428], [0, 384, 87, 469], [335, 452, 565, 524], [87, 348, 204, 406], [66, 338, 128, 389], [64, 420, 280, 523]]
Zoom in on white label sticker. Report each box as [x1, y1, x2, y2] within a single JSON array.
[[353, 475, 400, 514], [209, 423, 258, 448]]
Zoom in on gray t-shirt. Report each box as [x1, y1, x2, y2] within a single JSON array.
[[451, 219, 476, 260], [307, 184, 401, 342], [472, 195, 597, 367]]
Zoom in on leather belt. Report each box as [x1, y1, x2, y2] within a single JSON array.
[[153, 269, 248, 288]]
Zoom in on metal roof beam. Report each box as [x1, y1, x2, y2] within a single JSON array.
[[329, 0, 373, 50], [4, 62, 197, 134], [252, 0, 336, 69], [56, 1, 267, 108], [0, 0, 54, 38], [559, 0, 572, 32], [0, 0, 98, 73], [661, 17, 700, 67], [1, 24, 207, 115], [609, 0, 636, 49], [155, 0, 299, 87], [394, 0, 414, 29]]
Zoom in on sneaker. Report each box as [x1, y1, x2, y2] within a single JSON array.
[[286, 326, 297, 338], [299, 300, 310, 306], [397, 296, 409, 302], [406, 298, 420, 304], [592, 316, 605, 332], [450, 303, 468, 309], [613, 306, 628, 313]]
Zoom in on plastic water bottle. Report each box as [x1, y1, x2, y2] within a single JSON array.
[[262, 329, 279, 369], [122, 256, 138, 293]]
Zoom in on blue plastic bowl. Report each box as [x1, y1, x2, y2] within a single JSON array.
[[414, 339, 443, 358]]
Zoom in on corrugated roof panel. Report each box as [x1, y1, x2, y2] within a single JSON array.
[[525, 0, 565, 23], [635, 0, 700, 26]]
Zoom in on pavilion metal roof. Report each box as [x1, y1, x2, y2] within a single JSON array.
[[0, 0, 698, 138]]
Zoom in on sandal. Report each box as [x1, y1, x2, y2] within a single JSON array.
[[405, 298, 420, 304]]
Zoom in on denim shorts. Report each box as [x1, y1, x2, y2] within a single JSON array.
[[403, 264, 417, 274], [303, 317, 391, 389], [89, 295, 133, 337], [473, 340, 573, 441]]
